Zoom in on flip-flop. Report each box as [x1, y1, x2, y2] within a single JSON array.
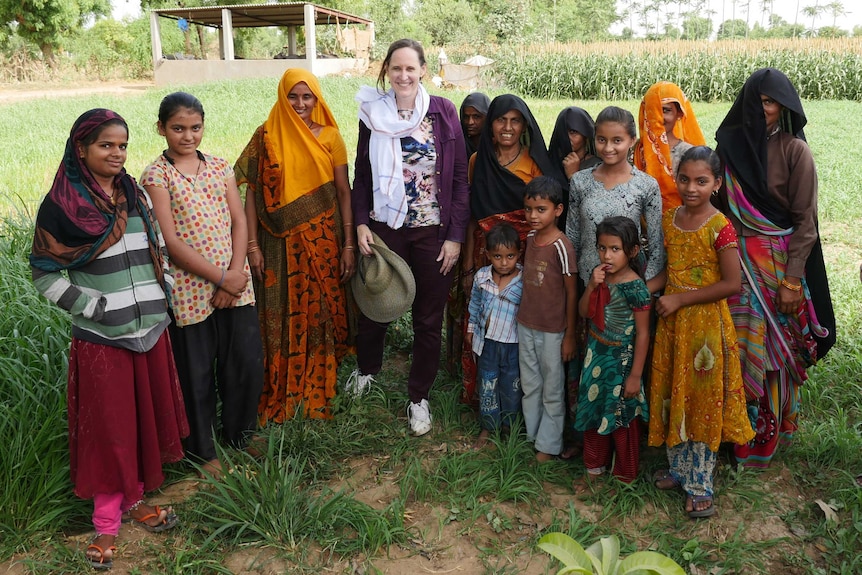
[[687, 495, 715, 519], [86, 543, 116, 570], [652, 469, 681, 490], [133, 505, 179, 533]]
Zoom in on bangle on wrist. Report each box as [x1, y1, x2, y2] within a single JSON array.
[[247, 246, 260, 254], [216, 269, 226, 288], [464, 267, 476, 275], [780, 278, 802, 292], [343, 245, 355, 251], [248, 239, 259, 245]]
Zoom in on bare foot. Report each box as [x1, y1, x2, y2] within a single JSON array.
[[473, 429, 491, 450], [535, 451, 555, 463], [199, 458, 224, 480], [560, 444, 582, 460], [86, 533, 116, 566], [572, 471, 602, 494]]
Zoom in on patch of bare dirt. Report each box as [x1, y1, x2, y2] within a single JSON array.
[[0, 81, 153, 104]]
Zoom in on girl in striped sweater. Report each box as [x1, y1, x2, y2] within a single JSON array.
[[31, 109, 188, 570]]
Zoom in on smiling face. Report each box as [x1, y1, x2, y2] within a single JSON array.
[[386, 47, 426, 104], [595, 121, 635, 167], [158, 107, 204, 159], [492, 109, 526, 152], [287, 81, 318, 124], [596, 233, 634, 276], [676, 159, 721, 210], [78, 123, 128, 188], [462, 106, 485, 139], [760, 93, 782, 131]]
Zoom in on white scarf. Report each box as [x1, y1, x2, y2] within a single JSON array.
[[356, 84, 430, 229]]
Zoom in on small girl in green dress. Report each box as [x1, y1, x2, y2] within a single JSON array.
[[575, 216, 651, 484]]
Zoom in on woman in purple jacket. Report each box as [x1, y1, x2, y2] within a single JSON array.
[[348, 38, 470, 436]]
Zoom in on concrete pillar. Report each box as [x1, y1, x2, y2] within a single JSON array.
[[221, 8, 234, 61], [150, 11, 162, 64], [304, 3, 316, 74], [288, 25, 297, 56]]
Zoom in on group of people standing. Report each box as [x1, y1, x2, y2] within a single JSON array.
[[29, 37, 835, 567]]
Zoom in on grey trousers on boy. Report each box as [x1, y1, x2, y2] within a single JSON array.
[[518, 324, 565, 455]]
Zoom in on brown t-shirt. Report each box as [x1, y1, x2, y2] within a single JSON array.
[[729, 131, 818, 278], [517, 230, 576, 333]]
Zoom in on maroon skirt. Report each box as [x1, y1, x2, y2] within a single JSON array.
[[67, 331, 189, 500]]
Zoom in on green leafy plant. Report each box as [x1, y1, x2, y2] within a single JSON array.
[[537, 532, 686, 575]]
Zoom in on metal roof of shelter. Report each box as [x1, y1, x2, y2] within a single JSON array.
[[151, 2, 372, 29]]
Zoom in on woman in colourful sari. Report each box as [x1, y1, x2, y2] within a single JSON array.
[[715, 68, 835, 467], [634, 81, 705, 213], [460, 94, 560, 405], [235, 69, 355, 424]]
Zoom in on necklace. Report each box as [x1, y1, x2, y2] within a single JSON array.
[[397, 108, 414, 121], [766, 125, 781, 140], [498, 145, 522, 168], [164, 149, 204, 188]]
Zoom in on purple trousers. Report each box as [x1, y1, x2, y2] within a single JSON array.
[[357, 221, 455, 403]]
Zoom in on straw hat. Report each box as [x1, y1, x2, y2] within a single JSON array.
[[351, 232, 416, 323]]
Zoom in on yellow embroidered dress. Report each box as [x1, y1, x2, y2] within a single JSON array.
[[648, 209, 754, 451]]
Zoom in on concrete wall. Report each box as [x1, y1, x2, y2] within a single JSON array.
[[153, 58, 365, 86]]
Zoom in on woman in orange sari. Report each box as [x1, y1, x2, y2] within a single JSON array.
[[634, 81, 705, 213], [235, 69, 355, 423]]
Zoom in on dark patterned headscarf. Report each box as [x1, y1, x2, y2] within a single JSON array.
[[31, 109, 163, 282]]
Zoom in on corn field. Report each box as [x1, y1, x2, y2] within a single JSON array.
[[486, 38, 862, 101]]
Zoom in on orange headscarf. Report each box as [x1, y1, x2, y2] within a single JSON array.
[[634, 81, 705, 211], [263, 68, 340, 208]]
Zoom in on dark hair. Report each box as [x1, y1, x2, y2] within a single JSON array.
[[377, 39, 426, 92], [595, 105, 637, 139], [595, 216, 640, 258], [678, 145, 722, 180], [79, 118, 128, 146], [485, 222, 521, 252], [523, 175, 564, 206], [157, 91, 205, 126]]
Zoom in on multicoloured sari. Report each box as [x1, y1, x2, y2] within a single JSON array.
[[235, 69, 351, 423]]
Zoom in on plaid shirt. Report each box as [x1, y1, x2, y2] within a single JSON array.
[[467, 264, 523, 356]]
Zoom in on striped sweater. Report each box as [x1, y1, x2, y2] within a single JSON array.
[[32, 203, 172, 353]]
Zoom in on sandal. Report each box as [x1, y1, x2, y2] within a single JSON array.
[[86, 535, 116, 571], [130, 503, 179, 533], [687, 495, 715, 519], [652, 469, 681, 490]]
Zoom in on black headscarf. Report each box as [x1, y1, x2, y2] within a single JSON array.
[[548, 106, 597, 170], [716, 68, 835, 360], [470, 94, 561, 221], [715, 68, 807, 229], [460, 92, 490, 158]]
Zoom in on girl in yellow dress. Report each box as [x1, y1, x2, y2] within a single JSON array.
[[648, 146, 754, 519]]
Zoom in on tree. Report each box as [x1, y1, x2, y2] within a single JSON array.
[[0, 0, 111, 62], [825, 1, 846, 28], [550, 0, 618, 42], [681, 13, 712, 40], [802, 1, 825, 35], [716, 18, 748, 39], [416, 0, 480, 45]]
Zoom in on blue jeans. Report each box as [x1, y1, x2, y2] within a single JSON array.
[[477, 339, 521, 431]]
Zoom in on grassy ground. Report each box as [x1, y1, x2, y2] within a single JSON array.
[[1, 78, 860, 574]]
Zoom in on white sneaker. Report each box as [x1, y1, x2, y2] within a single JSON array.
[[408, 399, 432, 436], [345, 369, 374, 397]]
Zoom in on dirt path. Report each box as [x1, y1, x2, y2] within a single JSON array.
[[0, 81, 154, 104]]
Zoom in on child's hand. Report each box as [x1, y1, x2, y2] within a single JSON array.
[[212, 288, 239, 309], [623, 374, 641, 399], [589, 265, 608, 288], [561, 335, 576, 362], [221, 269, 250, 297], [248, 250, 264, 282], [654, 293, 683, 318], [465, 332, 473, 349]]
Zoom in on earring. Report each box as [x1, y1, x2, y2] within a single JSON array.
[[712, 188, 719, 196]]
